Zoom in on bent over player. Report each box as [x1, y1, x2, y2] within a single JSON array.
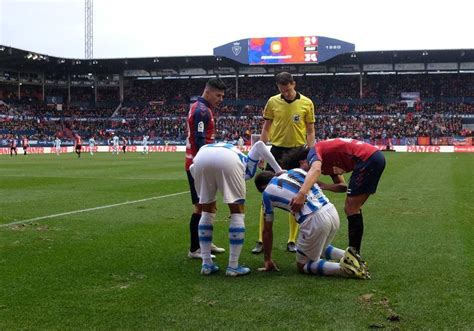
[[190, 141, 283, 277], [285, 138, 386, 254]]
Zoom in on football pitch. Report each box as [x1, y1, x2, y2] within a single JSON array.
[[1, 152, 473, 330]]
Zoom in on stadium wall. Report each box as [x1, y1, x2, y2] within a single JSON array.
[[2, 145, 474, 155]]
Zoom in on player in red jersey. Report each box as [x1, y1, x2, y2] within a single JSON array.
[[22, 136, 30, 155], [283, 138, 386, 255], [121, 137, 128, 153], [9, 136, 18, 156], [74, 134, 82, 158], [185, 78, 227, 259]]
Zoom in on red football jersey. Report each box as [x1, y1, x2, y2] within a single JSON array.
[[308, 138, 378, 175], [185, 97, 215, 171]]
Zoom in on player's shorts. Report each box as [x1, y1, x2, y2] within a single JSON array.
[[186, 170, 199, 205], [190, 146, 246, 204], [296, 203, 340, 264], [266, 145, 303, 172], [348, 150, 386, 196], [75, 144, 82, 150]]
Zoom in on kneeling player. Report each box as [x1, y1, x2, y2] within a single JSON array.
[[254, 169, 370, 279], [190, 141, 283, 277]]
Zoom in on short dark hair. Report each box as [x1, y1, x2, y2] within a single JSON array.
[[206, 78, 227, 91], [280, 147, 310, 170], [254, 171, 275, 193], [275, 72, 294, 85]]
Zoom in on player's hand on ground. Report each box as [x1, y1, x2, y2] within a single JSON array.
[[258, 260, 280, 272], [290, 192, 305, 213]]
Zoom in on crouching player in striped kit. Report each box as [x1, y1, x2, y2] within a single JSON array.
[[190, 141, 283, 277], [254, 168, 370, 279]]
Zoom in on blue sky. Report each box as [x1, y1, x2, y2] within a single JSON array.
[[0, 0, 473, 59]]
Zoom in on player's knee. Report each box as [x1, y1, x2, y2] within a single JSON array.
[[344, 199, 360, 216]]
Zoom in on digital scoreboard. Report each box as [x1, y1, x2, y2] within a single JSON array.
[[214, 36, 355, 65], [248, 36, 319, 64]]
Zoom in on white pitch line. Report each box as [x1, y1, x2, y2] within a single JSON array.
[[1, 191, 189, 228]]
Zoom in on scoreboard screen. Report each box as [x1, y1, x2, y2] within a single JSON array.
[[213, 36, 355, 65], [248, 36, 319, 65]]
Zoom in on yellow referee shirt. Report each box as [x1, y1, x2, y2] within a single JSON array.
[[263, 92, 315, 148]]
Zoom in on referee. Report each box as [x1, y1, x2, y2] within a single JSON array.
[[252, 72, 315, 254]]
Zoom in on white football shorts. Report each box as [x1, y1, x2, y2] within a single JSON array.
[[190, 146, 246, 204], [296, 203, 340, 264]]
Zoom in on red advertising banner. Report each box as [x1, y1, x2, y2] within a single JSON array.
[[454, 146, 474, 153], [417, 137, 431, 145]]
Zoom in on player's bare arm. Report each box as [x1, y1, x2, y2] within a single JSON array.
[[290, 160, 322, 213], [260, 119, 273, 144], [305, 122, 315, 147], [259, 217, 279, 272], [318, 174, 347, 193]]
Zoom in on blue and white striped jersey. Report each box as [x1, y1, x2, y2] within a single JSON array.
[[262, 168, 330, 224], [202, 143, 258, 180]]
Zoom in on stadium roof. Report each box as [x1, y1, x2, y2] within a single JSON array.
[[1, 45, 474, 75]]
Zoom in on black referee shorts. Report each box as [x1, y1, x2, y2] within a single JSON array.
[[265, 145, 304, 172]]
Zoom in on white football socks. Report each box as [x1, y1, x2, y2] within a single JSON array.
[[304, 259, 345, 276], [322, 245, 345, 260], [228, 213, 245, 268], [198, 212, 216, 265]]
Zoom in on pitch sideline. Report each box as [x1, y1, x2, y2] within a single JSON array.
[[1, 191, 189, 228]]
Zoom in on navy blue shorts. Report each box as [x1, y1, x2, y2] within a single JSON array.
[[186, 170, 199, 205], [348, 150, 386, 196]]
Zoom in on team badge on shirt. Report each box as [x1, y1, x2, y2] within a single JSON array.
[[197, 121, 204, 132]]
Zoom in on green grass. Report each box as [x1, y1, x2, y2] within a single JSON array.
[[1, 152, 473, 330]]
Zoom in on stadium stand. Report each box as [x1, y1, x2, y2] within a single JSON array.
[[1, 45, 473, 148]]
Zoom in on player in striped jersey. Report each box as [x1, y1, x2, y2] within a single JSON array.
[[254, 168, 370, 279], [142, 135, 149, 155], [88, 136, 96, 156], [190, 141, 282, 277], [54, 137, 61, 155], [111, 135, 119, 155]]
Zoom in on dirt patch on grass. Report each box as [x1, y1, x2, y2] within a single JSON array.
[[358, 292, 401, 328]]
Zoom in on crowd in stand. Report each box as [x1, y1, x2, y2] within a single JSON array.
[[2, 73, 474, 103], [1, 109, 470, 144], [1, 73, 473, 144]]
